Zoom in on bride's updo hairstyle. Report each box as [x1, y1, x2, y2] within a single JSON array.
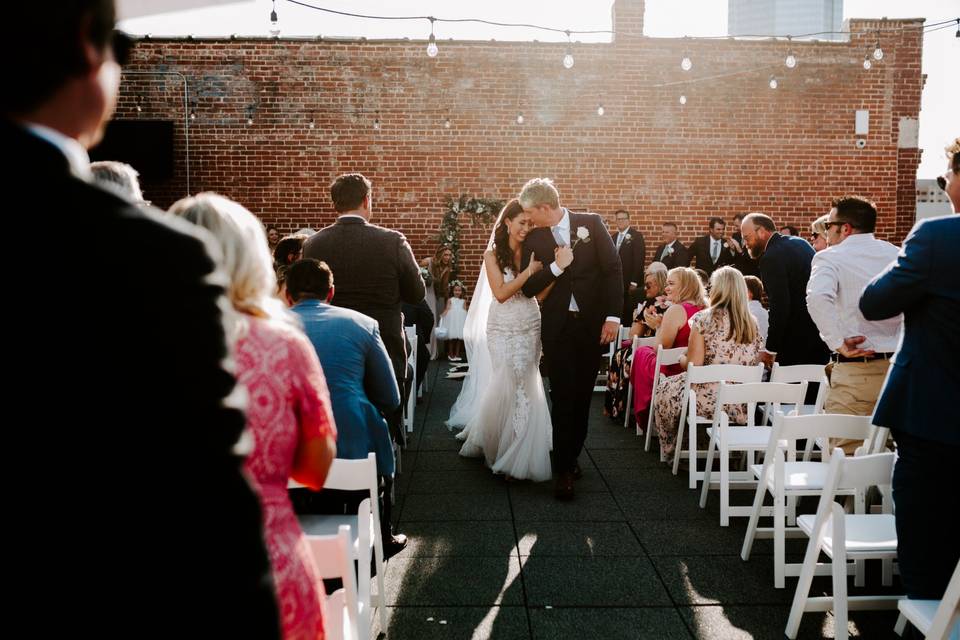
[[493, 199, 525, 273]]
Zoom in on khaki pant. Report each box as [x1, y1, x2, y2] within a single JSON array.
[[824, 359, 890, 454]]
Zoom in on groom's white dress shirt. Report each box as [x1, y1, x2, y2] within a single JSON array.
[[548, 208, 619, 324]]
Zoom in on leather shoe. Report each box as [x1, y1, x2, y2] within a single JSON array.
[[572, 463, 583, 480], [384, 533, 408, 559], [554, 472, 575, 501]]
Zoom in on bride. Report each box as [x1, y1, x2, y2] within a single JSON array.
[[453, 199, 554, 481]]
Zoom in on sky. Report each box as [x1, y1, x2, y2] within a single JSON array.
[[119, 0, 959, 179]]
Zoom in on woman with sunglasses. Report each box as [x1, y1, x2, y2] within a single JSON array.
[[809, 214, 830, 252]]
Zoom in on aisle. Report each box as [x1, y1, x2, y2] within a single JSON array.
[[373, 361, 901, 639]]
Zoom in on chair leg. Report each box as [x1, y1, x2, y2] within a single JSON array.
[[719, 441, 730, 526], [893, 613, 907, 636], [832, 506, 849, 640], [774, 491, 786, 589], [741, 478, 766, 561], [688, 417, 699, 489], [699, 434, 717, 508], [673, 418, 686, 477], [785, 526, 825, 639]]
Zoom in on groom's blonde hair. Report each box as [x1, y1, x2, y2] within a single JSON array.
[[519, 178, 560, 209]]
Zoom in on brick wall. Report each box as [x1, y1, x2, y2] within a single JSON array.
[[114, 0, 923, 285]]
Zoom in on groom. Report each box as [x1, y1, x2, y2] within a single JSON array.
[[519, 178, 623, 500]]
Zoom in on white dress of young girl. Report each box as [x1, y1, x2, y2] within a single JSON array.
[[456, 268, 553, 481], [443, 297, 468, 340]]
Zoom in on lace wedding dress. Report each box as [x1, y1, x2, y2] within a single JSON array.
[[456, 269, 553, 481]]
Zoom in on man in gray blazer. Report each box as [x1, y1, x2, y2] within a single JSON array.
[[303, 173, 425, 443]]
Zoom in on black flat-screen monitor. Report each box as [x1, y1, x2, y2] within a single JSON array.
[[90, 119, 175, 181]]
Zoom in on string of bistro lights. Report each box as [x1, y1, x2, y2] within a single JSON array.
[[127, 2, 958, 128]]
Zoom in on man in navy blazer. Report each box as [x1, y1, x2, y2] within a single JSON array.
[[859, 140, 960, 603], [740, 213, 830, 369], [286, 259, 407, 553]]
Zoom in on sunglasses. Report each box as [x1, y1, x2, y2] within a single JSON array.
[[937, 176, 947, 191], [822, 221, 844, 230], [111, 30, 135, 66]]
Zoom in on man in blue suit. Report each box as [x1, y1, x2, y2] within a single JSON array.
[[286, 259, 407, 555], [859, 140, 960, 606]]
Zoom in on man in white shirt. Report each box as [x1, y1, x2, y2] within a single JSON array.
[[806, 196, 902, 452]]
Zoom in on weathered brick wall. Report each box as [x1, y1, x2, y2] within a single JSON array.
[[114, 0, 923, 285]]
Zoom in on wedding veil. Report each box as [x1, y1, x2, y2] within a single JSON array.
[[445, 213, 499, 428]]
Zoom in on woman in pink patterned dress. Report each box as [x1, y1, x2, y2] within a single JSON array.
[[630, 267, 707, 428], [171, 193, 337, 640]]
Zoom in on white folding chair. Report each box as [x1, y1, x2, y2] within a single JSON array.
[[698, 381, 807, 526], [404, 326, 417, 434], [740, 413, 880, 588], [622, 336, 658, 431], [785, 450, 901, 640], [307, 525, 361, 640], [674, 364, 765, 487], [763, 363, 828, 423], [641, 345, 687, 445], [299, 454, 387, 640], [895, 561, 960, 639]]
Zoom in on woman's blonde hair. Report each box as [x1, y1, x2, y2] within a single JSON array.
[[169, 192, 293, 333], [810, 214, 830, 236], [668, 267, 707, 307], [708, 266, 757, 344]]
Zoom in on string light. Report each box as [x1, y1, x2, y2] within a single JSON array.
[[426, 17, 438, 57], [189, 111, 196, 120], [562, 30, 574, 69], [269, 0, 280, 37], [247, 116, 254, 125], [596, 104, 604, 116], [308, 118, 315, 129], [516, 112, 524, 124], [768, 75, 778, 89], [680, 54, 692, 71], [862, 54, 872, 70], [872, 33, 884, 60], [679, 94, 687, 105], [373, 111, 381, 129], [444, 116, 451, 129], [135, 95, 143, 112], [785, 52, 797, 68]]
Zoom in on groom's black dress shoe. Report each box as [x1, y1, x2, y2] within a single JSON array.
[[554, 472, 575, 501], [572, 463, 583, 480]]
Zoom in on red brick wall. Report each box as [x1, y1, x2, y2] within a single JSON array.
[[114, 1, 923, 285]]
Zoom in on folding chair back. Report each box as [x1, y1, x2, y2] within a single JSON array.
[[307, 525, 360, 640], [643, 345, 687, 443]]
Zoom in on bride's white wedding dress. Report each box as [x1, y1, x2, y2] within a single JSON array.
[[456, 269, 552, 481]]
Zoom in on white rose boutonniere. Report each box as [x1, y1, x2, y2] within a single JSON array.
[[622, 232, 632, 243], [663, 244, 674, 257], [572, 226, 591, 249]]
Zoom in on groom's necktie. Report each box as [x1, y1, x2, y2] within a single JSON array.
[[550, 224, 578, 312], [711, 239, 720, 263]]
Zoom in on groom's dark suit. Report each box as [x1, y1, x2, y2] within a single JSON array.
[[522, 209, 622, 478]]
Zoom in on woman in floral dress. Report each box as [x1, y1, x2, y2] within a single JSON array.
[[654, 267, 764, 460]]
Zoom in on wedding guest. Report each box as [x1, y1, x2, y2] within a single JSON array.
[[421, 245, 454, 319], [651, 222, 691, 268], [303, 172, 425, 445], [691, 217, 735, 276], [859, 137, 960, 613], [267, 225, 280, 254], [171, 193, 337, 640], [744, 275, 769, 343], [740, 213, 829, 371], [654, 267, 764, 460], [806, 196, 901, 454], [441, 281, 468, 361], [729, 212, 760, 276], [90, 160, 147, 204], [611, 208, 647, 323], [809, 215, 829, 252], [285, 258, 408, 556], [605, 266, 667, 421], [630, 267, 707, 428], [4, 3, 279, 633], [779, 225, 799, 236], [274, 233, 307, 268]]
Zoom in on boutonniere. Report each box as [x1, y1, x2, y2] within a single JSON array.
[[622, 232, 632, 244], [572, 226, 591, 249], [663, 244, 674, 257]]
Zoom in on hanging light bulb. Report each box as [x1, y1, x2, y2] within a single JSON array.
[[516, 112, 525, 125], [444, 117, 451, 129], [681, 54, 692, 71], [373, 112, 381, 130], [679, 94, 687, 105], [785, 52, 797, 69], [596, 104, 605, 116], [863, 55, 872, 70], [269, 0, 280, 37], [563, 30, 574, 69], [768, 75, 778, 89], [247, 117, 254, 126], [873, 34, 884, 60], [426, 18, 438, 57], [308, 119, 315, 129], [189, 111, 196, 121]]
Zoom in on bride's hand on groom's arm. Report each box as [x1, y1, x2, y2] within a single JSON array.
[[524, 259, 543, 278]]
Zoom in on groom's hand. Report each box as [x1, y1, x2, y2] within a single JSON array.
[[600, 320, 619, 344]]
